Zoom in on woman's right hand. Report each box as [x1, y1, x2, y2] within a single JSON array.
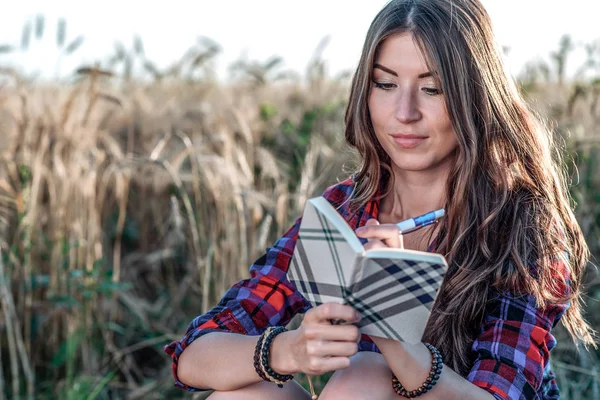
[[270, 303, 361, 376]]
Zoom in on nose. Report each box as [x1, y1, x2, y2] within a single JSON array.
[[395, 90, 421, 123]]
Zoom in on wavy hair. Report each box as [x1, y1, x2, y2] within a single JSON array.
[[344, 0, 595, 375]]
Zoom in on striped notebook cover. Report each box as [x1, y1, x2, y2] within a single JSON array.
[[287, 197, 448, 343]]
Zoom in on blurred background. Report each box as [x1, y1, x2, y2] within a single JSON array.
[[0, 1, 598, 399]]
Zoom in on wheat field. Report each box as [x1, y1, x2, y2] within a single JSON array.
[[0, 24, 599, 399]]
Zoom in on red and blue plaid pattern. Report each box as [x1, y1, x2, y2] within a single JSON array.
[[164, 178, 568, 399]]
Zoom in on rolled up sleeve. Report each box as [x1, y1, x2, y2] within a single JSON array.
[[467, 292, 568, 400], [163, 218, 309, 391]]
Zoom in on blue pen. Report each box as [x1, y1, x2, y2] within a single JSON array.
[[396, 209, 445, 234]]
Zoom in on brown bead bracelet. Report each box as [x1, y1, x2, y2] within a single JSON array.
[[392, 343, 443, 398]]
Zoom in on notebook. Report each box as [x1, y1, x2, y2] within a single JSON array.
[[287, 196, 448, 343]]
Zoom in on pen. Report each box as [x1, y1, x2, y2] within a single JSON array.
[[396, 209, 445, 234]]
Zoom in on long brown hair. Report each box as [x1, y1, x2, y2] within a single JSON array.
[[345, 0, 595, 375]]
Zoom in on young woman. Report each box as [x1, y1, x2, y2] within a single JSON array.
[[164, 0, 595, 398]]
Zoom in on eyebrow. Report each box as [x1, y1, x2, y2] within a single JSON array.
[[373, 63, 434, 79]]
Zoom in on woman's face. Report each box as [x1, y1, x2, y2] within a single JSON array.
[[368, 32, 458, 175]]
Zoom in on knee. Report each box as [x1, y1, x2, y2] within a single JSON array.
[[208, 380, 311, 400], [319, 352, 395, 400]]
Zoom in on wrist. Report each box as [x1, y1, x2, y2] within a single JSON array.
[[402, 342, 433, 371], [373, 338, 432, 378], [392, 343, 443, 398], [269, 330, 298, 375]]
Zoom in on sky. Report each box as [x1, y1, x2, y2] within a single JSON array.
[[1, 0, 599, 81]]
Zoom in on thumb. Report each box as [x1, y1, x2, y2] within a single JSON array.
[[364, 218, 380, 227]]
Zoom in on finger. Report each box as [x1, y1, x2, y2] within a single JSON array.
[[356, 222, 400, 239], [363, 238, 388, 251], [306, 303, 361, 324], [364, 218, 380, 227], [307, 341, 359, 358], [304, 324, 361, 342], [307, 356, 352, 375], [356, 223, 403, 248]]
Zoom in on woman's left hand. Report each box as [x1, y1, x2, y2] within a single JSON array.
[[355, 219, 404, 250]]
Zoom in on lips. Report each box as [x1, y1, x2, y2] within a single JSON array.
[[389, 133, 428, 149]]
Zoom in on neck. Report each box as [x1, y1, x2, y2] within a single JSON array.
[[380, 165, 449, 222]]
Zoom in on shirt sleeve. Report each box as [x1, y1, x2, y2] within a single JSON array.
[[466, 290, 569, 400], [163, 218, 310, 392]]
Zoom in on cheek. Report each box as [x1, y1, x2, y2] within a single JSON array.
[[368, 94, 387, 131], [367, 95, 377, 123], [443, 128, 459, 155], [434, 107, 457, 144], [441, 120, 455, 139]]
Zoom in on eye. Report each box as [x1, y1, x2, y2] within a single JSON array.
[[422, 87, 443, 96], [373, 81, 396, 91]]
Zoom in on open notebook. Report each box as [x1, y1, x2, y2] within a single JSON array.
[[287, 196, 448, 344]]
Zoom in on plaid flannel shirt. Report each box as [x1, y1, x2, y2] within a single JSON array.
[[164, 178, 569, 399]]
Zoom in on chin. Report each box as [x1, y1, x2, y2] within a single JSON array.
[[391, 161, 434, 172], [390, 154, 456, 174]]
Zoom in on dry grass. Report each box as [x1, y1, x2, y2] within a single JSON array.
[[0, 65, 352, 398]]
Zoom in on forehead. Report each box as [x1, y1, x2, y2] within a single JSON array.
[[374, 32, 432, 74]]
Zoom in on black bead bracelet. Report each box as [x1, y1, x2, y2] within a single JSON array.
[[253, 326, 294, 388], [253, 330, 269, 382], [261, 326, 294, 385], [392, 343, 443, 398]]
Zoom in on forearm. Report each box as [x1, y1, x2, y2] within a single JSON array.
[[373, 337, 494, 400], [178, 332, 262, 391], [177, 331, 297, 391]]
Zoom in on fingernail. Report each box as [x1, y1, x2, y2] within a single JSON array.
[[355, 227, 364, 233]]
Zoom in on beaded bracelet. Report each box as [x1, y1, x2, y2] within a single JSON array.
[[261, 327, 294, 386], [253, 326, 294, 388], [257, 328, 288, 387], [391, 343, 443, 398], [253, 329, 269, 382]]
